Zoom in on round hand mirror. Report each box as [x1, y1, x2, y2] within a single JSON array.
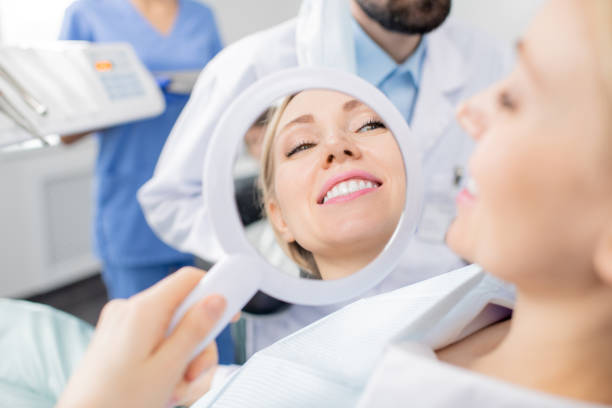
[[169, 68, 423, 356]]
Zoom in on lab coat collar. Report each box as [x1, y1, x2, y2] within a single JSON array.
[[411, 21, 469, 153], [423, 22, 468, 93], [295, 0, 356, 73]]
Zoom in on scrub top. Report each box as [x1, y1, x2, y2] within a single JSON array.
[[59, 0, 223, 267]]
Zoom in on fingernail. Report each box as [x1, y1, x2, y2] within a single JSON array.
[[205, 295, 226, 319]]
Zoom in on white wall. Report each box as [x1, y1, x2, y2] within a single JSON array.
[[0, 0, 546, 46], [205, 0, 302, 44], [0, 0, 302, 45], [451, 0, 546, 45], [0, 0, 74, 44]]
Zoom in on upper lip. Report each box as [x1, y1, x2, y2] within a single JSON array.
[[317, 169, 383, 204]]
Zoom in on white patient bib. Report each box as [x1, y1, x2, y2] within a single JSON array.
[[193, 265, 514, 408], [359, 344, 609, 408]]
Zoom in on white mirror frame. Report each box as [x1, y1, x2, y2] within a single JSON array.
[[204, 67, 423, 305]]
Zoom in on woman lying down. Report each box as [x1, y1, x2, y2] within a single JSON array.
[[3, 0, 612, 406]]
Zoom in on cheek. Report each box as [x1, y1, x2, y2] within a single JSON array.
[[377, 136, 405, 206], [469, 123, 594, 277], [362, 137, 406, 231], [470, 129, 545, 268], [274, 168, 302, 218], [274, 161, 316, 239]]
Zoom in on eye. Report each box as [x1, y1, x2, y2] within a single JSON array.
[[357, 118, 386, 133], [286, 141, 316, 157], [498, 90, 517, 111]]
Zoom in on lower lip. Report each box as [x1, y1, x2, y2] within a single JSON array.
[[322, 187, 378, 205], [456, 188, 477, 207]]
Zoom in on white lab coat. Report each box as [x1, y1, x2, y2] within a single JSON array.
[[138, 0, 512, 356]]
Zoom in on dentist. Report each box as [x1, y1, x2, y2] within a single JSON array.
[[139, 0, 512, 356]]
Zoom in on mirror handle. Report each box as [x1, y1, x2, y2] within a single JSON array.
[[167, 254, 264, 359]]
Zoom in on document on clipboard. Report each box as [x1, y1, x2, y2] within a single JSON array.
[[0, 41, 165, 148]]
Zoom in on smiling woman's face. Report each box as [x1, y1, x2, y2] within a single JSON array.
[[447, 0, 612, 292], [265, 90, 406, 279]]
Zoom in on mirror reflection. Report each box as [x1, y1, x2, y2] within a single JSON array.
[[234, 89, 406, 280]]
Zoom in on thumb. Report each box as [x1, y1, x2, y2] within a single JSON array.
[[156, 294, 226, 374]]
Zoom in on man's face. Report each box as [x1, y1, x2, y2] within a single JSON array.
[[355, 0, 451, 34]]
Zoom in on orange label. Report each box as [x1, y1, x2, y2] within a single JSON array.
[[95, 60, 113, 72]]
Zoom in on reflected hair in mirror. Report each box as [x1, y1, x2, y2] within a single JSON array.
[[259, 94, 322, 278]]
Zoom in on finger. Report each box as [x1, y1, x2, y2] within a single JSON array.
[[185, 342, 218, 382], [134, 267, 206, 322], [156, 294, 226, 373], [97, 298, 127, 327], [172, 365, 217, 407]]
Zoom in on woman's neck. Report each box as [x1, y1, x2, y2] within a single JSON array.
[[315, 247, 381, 280], [130, 0, 176, 9], [129, 0, 178, 35], [470, 284, 612, 404]]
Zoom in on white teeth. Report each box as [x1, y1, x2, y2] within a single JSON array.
[[466, 177, 479, 196], [322, 178, 379, 204], [339, 183, 349, 196]]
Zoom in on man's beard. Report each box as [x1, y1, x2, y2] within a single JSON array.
[[355, 0, 451, 35]]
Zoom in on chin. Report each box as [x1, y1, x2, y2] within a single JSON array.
[[326, 223, 392, 252], [445, 218, 476, 263]]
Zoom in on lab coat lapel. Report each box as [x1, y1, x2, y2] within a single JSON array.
[[412, 25, 468, 154], [296, 0, 356, 73]]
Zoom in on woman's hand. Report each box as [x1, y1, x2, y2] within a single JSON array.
[[56, 267, 226, 408]]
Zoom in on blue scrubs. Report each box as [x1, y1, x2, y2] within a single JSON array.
[[59, 0, 234, 364]]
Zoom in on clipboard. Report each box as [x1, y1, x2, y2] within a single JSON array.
[[0, 41, 165, 148]]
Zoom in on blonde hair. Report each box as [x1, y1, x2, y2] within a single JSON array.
[[259, 95, 322, 278]]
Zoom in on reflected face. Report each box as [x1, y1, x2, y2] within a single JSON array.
[[447, 0, 612, 291], [267, 90, 406, 280]]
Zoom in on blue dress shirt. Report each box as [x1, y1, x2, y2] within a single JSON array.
[[352, 19, 427, 125]]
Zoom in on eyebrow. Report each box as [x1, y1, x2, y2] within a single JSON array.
[[343, 99, 365, 112], [278, 114, 314, 135], [278, 99, 366, 135]]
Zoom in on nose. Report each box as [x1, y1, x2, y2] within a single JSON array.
[[320, 130, 362, 168], [456, 88, 493, 141]]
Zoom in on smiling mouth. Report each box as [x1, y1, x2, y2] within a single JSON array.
[[320, 178, 382, 204]]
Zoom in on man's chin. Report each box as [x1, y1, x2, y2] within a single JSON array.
[[355, 0, 451, 35]]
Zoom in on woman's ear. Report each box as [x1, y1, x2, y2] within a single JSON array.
[[594, 221, 612, 287], [266, 198, 295, 243]]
